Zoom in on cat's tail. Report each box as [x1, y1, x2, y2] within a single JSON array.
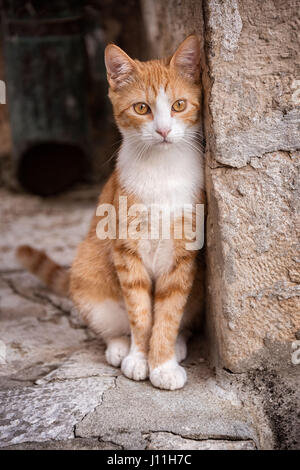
[[16, 245, 70, 297]]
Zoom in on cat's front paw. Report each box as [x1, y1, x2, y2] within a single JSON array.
[[121, 353, 149, 381], [150, 359, 187, 390]]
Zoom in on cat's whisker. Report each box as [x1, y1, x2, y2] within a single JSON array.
[[100, 147, 121, 167], [179, 139, 204, 155], [183, 135, 205, 150], [184, 130, 204, 140], [139, 143, 152, 161]]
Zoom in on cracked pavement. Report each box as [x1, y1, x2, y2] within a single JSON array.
[[0, 186, 268, 450]]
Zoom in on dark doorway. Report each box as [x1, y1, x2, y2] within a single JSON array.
[[18, 142, 88, 196]]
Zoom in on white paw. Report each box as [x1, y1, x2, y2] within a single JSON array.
[[175, 334, 188, 363], [105, 336, 130, 367], [121, 353, 149, 381], [150, 358, 187, 390]]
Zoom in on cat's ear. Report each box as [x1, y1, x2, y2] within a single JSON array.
[[170, 35, 201, 82], [105, 44, 136, 90]]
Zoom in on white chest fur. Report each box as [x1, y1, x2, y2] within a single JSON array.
[[117, 140, 204, 278], [117, 140, 204, 209]]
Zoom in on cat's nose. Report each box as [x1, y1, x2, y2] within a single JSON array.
[[156, 128, 171, 139]]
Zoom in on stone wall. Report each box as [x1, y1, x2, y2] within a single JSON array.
[[141, 0, 300, 373]]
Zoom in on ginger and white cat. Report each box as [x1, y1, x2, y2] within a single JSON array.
[[17, 35, 206, 390]]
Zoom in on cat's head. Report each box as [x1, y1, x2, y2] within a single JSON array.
[[104, 35, 202, 151]]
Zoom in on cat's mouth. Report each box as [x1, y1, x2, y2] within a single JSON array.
[[154, 139, 172, 147]]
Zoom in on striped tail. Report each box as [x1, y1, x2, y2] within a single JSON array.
[[16, 245, 70, 297]]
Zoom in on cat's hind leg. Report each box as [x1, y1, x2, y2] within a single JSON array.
[[175, 330, 191, 363], [105, 336, 130, 367], [78, 298, 131, 367]]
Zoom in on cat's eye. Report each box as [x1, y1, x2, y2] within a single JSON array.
[[133, 102, 150, 115], [172, 99, 186, 112]]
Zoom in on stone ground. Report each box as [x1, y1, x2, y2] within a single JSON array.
[[0, 184, 274, 450]]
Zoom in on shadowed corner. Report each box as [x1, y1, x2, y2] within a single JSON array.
[[17, 142, 89, 196]]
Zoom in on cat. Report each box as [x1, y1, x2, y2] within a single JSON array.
[[17, 34, 206, 390]]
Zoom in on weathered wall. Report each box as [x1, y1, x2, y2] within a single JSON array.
[[141, 0, 300, 372], [205, 0, 300, 372], [141, 0, 205, 58]]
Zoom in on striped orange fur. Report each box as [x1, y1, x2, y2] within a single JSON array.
[[17, 35, 206, 390], [16, 245, 69, 296]]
